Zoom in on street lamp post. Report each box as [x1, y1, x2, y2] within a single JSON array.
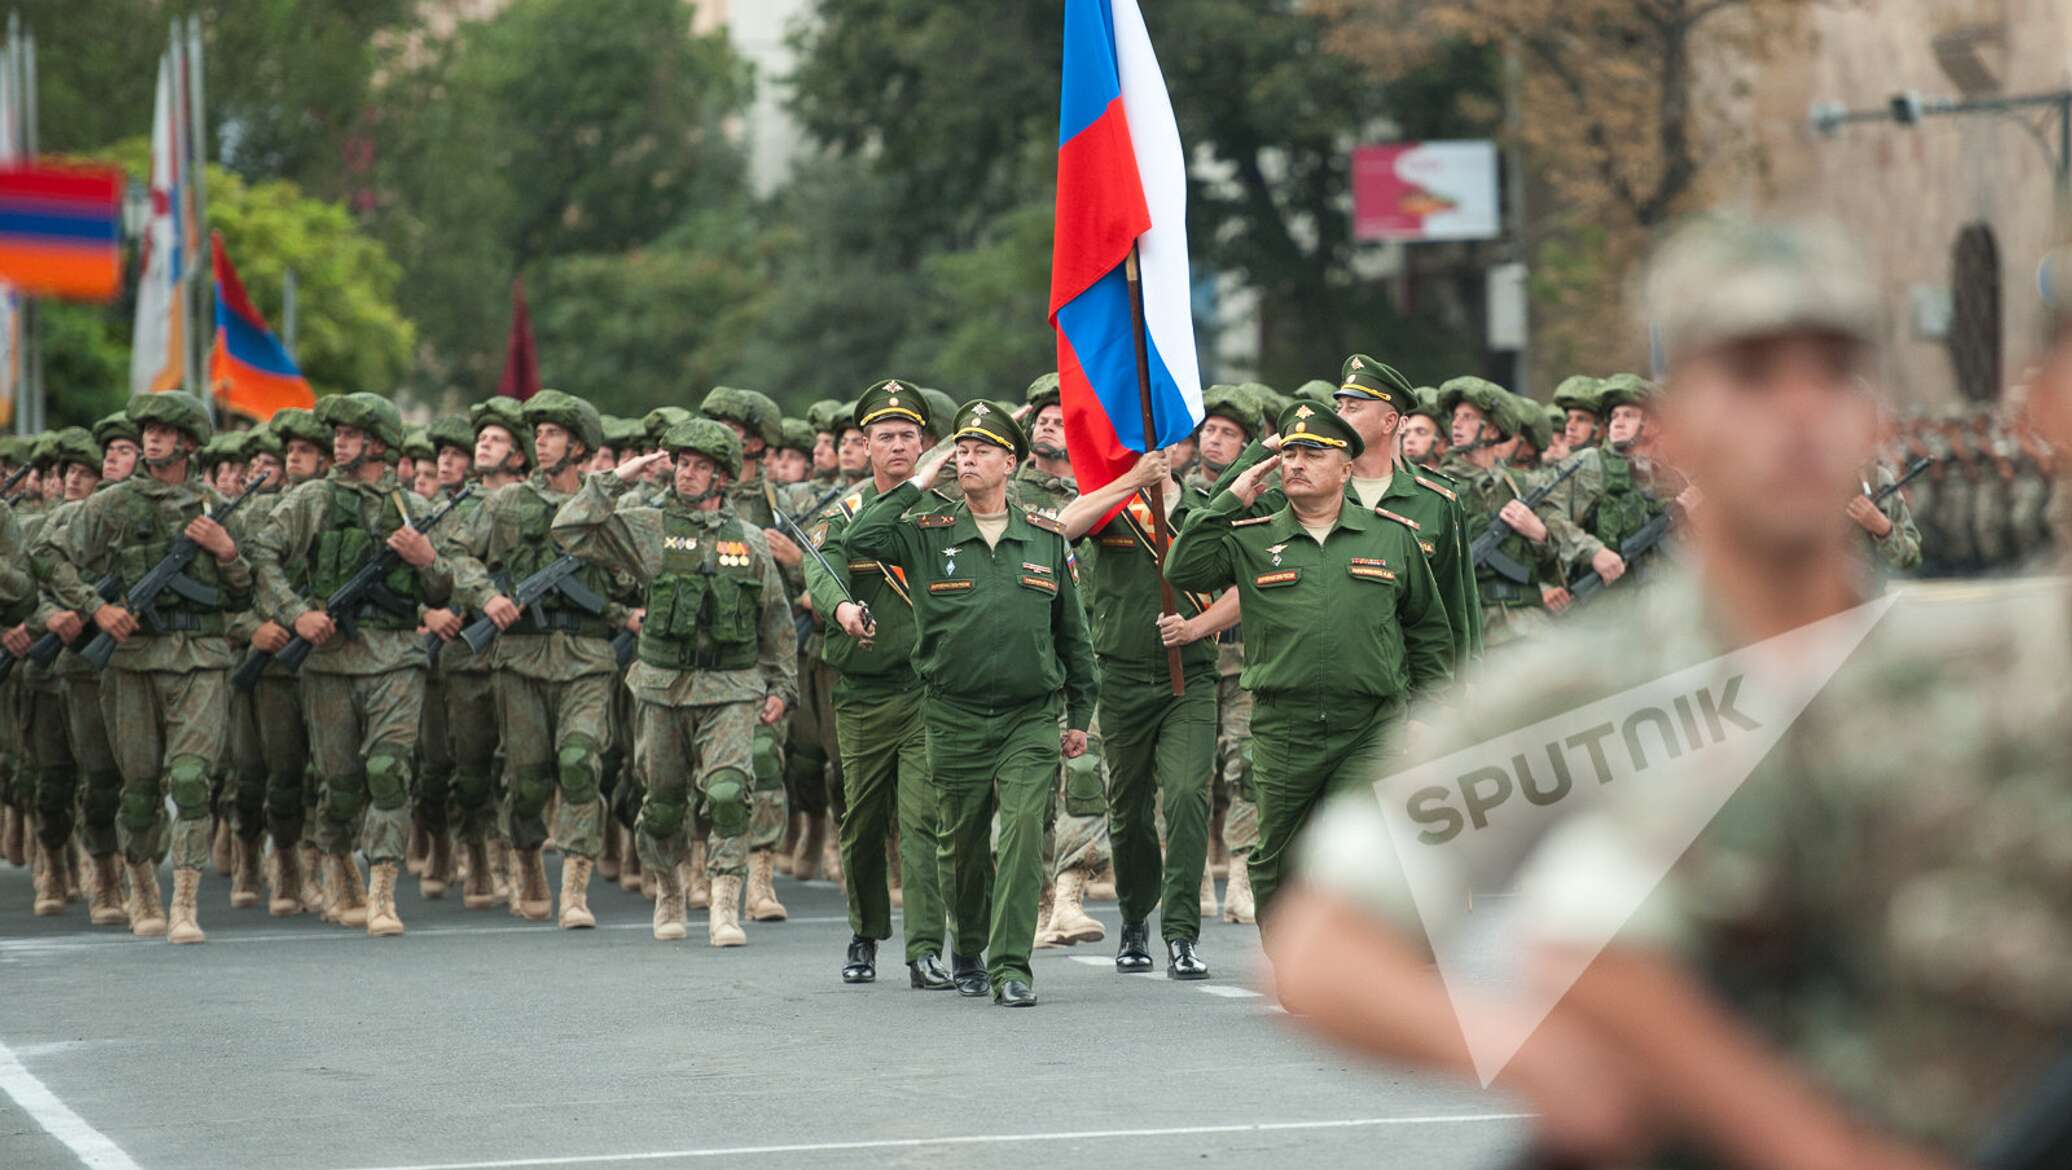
[[1810, 90, 2072, 188]]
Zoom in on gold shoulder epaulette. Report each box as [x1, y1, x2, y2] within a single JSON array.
[[1413, 475, 1456, 502], [915, 513, 956, 529], [1374, 506, 1421, 531], [1230, 515, 1274, 528], [1025, 511, 1064, 535]]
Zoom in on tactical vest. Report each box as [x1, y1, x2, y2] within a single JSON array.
[[308, 481, 420, 630], [108, 482, 231, 633], [1454, 464, 1540, 603], [1589, 450, 1654, 552], [492, 484, 613, 638], [637, 507, 763, 672]]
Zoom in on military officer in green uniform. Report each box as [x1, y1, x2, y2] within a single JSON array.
[[552, 419, 796, 947], [844, 399, 1099, 1006], [45, 392, 253, 944], [1165, 402, 1453, 923], [803, 378, 952, 988], [248, 393, 454, 938]]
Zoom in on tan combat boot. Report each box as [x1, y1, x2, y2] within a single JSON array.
[[707, 874, 746, 947], [650, 860, 687, 941], [268, 843, 305, 917], [167, 867, 206, 944], [1048, 869, 1106, 944], [487, 837, 512, 899], [1085, 863, 1117, 902], [1222, 853, 1255, 924], [405, 821, 429, 878], [516, 848, 552, 921], [790, 812, 824, 881], [31, 847, 63, 916], [0, 806, 22, 867], [1033, 881, 1061, 949], [297, 842, 327, 915], [88, 855, 127, 926], [618, 827, 644, 893], [461, 840, 496, 910], [366, 862, 405, 936], [821, 827, 843, 885], [64, 842, 85, 903], [128, 861, 167, 938], [421, 832, 452, 900], [230, 837, 262, 909], [744, 850, 787, 922], [210, 816, 233, 875], [329, 854, 369, 928], [558, 856, 597, 929], [598, 822, 621, 882], [685, 840, 709, 909], [1199, 866, 1218, 918], [775, 810, 801, 876]]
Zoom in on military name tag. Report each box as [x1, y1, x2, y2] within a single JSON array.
[[847, 560, 879, 572], [1230, 516, 1275, 528], [1255, 570, 1300, 588], [1019, 574, 1058, 594], [1349, 556, 1389, 568], [1349, 564, 1397, 582], [929, 579, 974, 594], [1097, 535, 1135, 548]]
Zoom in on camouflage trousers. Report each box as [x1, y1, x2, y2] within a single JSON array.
[[303, 667, 422, 864], [1481, 602, 1553, 652], [100, 665, 231, 869], [226, 687, 268, 844], [0, 676, 16, 815], [59, 675, 121, 857], [749, 723, 787, 854], [250, 673, 313, 850], [440, 667, 500, 845], [417, 668, 453, 835], [1213, 674, 1258, 856], [16, 673, 71, 853], [633, 697, 756, 877], [493, 670, 612, 860], [783, 655, 844, 819], [1047, 719, 1111, 879], [606, 674, 638, 831]]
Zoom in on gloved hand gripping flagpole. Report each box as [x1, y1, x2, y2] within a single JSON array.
[[1125, 243, 1184, 698]]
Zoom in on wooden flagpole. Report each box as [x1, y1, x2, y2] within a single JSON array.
[[1124, 244, 1184, 697]]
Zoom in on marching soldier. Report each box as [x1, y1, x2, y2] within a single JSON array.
[[44, 392, 251, 943], [1165, 402, 1454, 923], [552, 419, 796, 946], [1401, 388, 1447, 470], [803, 378, 952, 988], [805, 399, 845, 491], [447, 390, 631, 928], [843, 399, 1099, 1006], [248, 392, 454, 937]]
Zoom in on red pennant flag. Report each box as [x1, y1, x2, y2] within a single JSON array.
[[496, 276, 538, 401]]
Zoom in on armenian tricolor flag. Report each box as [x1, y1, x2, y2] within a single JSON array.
[[0, 164, 121, 301], [207, 231, 314, 419]]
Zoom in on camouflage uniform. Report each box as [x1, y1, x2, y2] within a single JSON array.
[[551, 428, 797, 944], [1861, 459, 1923, 574]]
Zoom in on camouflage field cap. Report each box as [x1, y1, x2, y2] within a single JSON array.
[[1644, 216, 1877, 364]]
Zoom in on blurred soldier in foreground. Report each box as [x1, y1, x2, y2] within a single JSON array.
[[1271, 215, 2071, 1170]]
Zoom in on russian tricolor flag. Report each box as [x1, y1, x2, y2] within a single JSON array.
[[207, 231, 315, 419], [1050, 0, 1201, 503]]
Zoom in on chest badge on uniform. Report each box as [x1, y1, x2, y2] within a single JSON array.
[[717, 540, 749, 567], [943, 546, 960, 575], [663, 535, 699, 552], [1266, 542, 1288, 567]]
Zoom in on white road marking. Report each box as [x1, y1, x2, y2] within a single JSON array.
[[1067, 955, 1111, 968], [0, 1034, 141, 1170], [1197, 984, 1261, 998], [330, 1113, 1537, 1170]]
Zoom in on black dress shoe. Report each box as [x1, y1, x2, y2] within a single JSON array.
[[951, 952, 990, 998], [908, 951, 955, 990], [1115, 921, 1154, 972], [1166, 937, 1209, 980], [992, 978, 1038, 1007], [841, 935, 877, 984]]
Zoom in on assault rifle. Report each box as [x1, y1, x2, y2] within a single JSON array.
[[231, 486, 473, 690], [1470, 456, 1585, 585], [455, 553, 609, 655], [79, 479, 266, 671]]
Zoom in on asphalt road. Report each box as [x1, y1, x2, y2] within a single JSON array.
[[0, 855, 1532, 1170]]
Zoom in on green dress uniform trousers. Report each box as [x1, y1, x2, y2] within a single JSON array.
[[835, 688, 944, 961], [1247, 694, 1402, 917], [1098, 667, 1216, 942], [931, 693, 1062, 987]]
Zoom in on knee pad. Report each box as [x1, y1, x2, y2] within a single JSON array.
[[751, 727, 782, 791], [704, 767, 750, 837], [637, 788, 687, 841], [450, 767, 494, 812], [782, 741, 827, 790], [365, 752, 412, 812], [166, 755, 213, 820], [612, 776, 645, 829], [322, 769, 368, 824], [82, 770, 122, 828], [1063, 752, 1106, 818], [119, 784, 160, 833], [557, 735, 601, 806], [509, 763, 554, 820], [34, 766, 76, 812]]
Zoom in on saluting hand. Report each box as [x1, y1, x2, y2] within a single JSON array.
[[1229, 454, 1280, 506], [1061, 729, 1089, 759], [913, 445, 955, 491], [617, 450, 669, 482]]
